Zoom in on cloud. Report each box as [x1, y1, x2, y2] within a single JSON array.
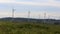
[[14, 0, 60, 7], [0, 0, 60, 7], [0, 11, 11, 18], [14, 1, 60, 7], [0, 0, 15, 3], [55, 0, 60, 1]]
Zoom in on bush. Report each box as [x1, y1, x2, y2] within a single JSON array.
[[54, 31, 60, 34]]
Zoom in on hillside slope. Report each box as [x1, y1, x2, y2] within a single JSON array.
[[0, 22, 60, 34]]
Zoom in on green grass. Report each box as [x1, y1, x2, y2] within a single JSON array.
[[0, 21, 60, 34]]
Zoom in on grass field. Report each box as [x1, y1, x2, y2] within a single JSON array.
[[0, 21, 60, 34]]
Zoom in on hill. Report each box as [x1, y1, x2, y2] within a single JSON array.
[[0, 17, 60, 34], [0, 17, 60, 24]]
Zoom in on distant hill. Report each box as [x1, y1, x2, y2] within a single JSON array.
[[0, 17, 60, 24]]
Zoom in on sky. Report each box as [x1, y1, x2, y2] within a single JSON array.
[[0, 0, 60, 19]]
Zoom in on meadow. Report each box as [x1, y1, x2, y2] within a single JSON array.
[[0, 21, 60, 34]]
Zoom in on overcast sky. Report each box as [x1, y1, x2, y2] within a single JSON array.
[[0, 0, 60, 19]]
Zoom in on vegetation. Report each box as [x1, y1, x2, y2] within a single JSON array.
[[0, 21, 60, 34]]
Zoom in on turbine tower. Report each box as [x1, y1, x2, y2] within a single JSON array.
[[48, 15, 50, 19], [12, 8, 15, 18], [38, 14, 40, 19], [44, 13, 46, 19], [44, 12, 46, 24], [28, 11, 30, 18], [12, 8, 15, 22], [28, 10, 30, 22]]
